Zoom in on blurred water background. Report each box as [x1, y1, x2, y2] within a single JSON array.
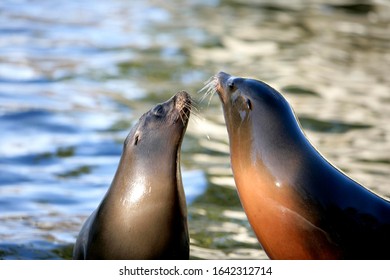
[[0, 0, 389, 259]]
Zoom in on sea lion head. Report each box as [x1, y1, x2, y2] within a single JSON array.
[[215, 72, 291, 126], [124, 90, 192, 161], [202, 71, 305, 187], [201, 72, 297, 149]]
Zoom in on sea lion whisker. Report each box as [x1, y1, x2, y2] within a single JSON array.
[[185, 97, 198, 113], [178, 111, 185, 125], [182, 106, 193, 119], [199, 76, 218, 105], [182, 95, 199, 116], [178, 103, 191, 125], [200, 84, 215, 102], [187, 99, 203, 123]]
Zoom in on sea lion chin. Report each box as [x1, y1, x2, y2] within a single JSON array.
[[73, 91, 191, 260], [207, 71, 390, 260]]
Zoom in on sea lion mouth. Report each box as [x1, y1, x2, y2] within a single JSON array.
[[174, 91, 192, 126]]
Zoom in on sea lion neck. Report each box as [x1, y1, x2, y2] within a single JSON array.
[[105, 147, 179, 210]]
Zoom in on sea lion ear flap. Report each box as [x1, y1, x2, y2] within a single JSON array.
[[134, 134, 140, 146], [246, 98, 252, 110], [133, 135, 138, 145], [123, 130, 141, 147]]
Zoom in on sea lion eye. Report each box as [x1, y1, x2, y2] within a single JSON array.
[[226, 78, 235, 90], [246, 98, 252, 110], [153, 105, 164, 117], [228, 80, 235, 90]]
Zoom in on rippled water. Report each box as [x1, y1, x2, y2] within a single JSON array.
[[0, 0, 389, 259]]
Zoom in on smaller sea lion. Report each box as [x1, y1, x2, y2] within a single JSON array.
[[73, 91, 192, 260]]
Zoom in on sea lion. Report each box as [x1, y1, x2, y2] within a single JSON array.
[[73, 91, 191, 260], [204, 71, 390, 259]]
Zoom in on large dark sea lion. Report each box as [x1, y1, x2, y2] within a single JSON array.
[[205, 71, 390, 259], [73, 91, 191, 260]]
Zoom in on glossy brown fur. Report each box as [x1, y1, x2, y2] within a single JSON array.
[[73, 91, 191, 260], [214, 72, 390, 259]]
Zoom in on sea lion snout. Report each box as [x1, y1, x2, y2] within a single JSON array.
[[174, 91, 192, 125], [216, 72, 247, 106], [144, 91, 191, 128], [216, 71, 232, 91], [175, 90, 191, 107], [217, 71, 232, 82]]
